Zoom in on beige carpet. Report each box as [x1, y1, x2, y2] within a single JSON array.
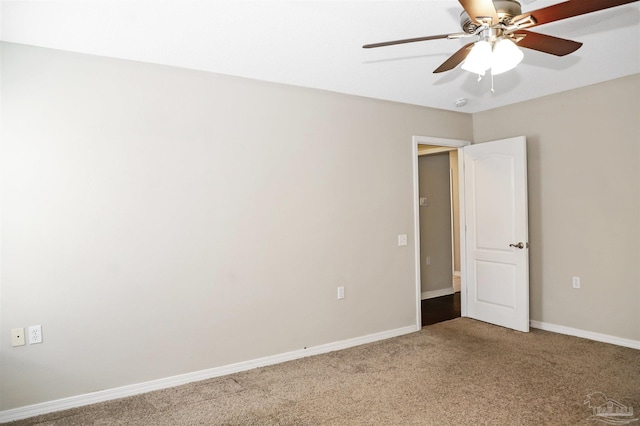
[[6, 318, 640, 425]]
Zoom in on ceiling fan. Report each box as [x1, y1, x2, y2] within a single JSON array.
[[363, 0, 639, 76]]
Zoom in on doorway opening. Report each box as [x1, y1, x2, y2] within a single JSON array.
[[417, 148, 460, 297], [417, 146, 460, 326], [412, 136, 470, 329]]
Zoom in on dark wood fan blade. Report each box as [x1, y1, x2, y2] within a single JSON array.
[[459, 0, 499, 24], [363, 34, 452, 48], [514, 30, 583, 56], [433, 42, 475, 73], [511, 0, 639, 28]]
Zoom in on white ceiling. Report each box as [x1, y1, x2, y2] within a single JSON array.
[[1, 0, 639, 113]]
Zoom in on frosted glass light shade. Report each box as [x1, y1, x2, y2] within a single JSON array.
[[491, 38, 524, 75], [461, 40, 492, 76]]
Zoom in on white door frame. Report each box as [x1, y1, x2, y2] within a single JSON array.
[[412, 136, 471, 329]]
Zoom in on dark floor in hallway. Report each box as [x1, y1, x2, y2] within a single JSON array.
[[421, 292, 461, 326]]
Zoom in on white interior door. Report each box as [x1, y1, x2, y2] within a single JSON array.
[[462, 136, 529, 332]]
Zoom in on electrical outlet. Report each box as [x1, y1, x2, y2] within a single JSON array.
[[572, 276, 580, 289], [337, 286, 345, 300], [11, 328, 25, 347], [426, 256, 431, 266], [28, 325, 43, 344], [398, 234, 408, 246]]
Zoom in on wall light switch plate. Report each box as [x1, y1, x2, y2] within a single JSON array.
[[398, 234, 408, 246], [572, 276, 580, 289], [420, 197, 428, 206], [11, 328, 25, 347]]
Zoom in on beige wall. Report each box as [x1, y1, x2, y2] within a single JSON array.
[[418, 153, 453, 294], [0, 42, 473, 410], [473, 74, 640, 341], [2, 41, 638, 413]]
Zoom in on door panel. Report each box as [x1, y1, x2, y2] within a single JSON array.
[[463, 136, 529, 332], [474, 155, 516, 249], [475, 261, 516, 308]]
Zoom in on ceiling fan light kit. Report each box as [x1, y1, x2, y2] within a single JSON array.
[[364, 0, 639, 84], [460, 31, 524, 76]]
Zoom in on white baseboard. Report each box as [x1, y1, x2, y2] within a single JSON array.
[[0, 324, 418, 423], [529, 320, 640, 350], [421, 287, 455, 300]]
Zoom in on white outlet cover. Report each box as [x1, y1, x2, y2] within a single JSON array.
[[28, 325, 43, 344], [398, 234, 408, 246]]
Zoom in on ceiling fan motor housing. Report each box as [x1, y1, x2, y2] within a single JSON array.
[[460, 0, 523, 33]]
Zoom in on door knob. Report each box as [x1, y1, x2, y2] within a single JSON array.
[[509, 242, 526, 249]]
